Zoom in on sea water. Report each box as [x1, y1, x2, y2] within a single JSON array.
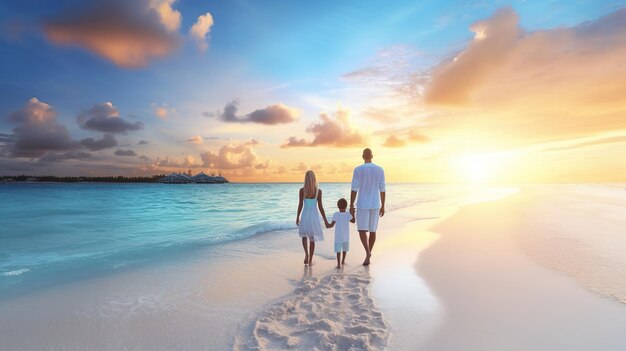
[[0, 182, 506, 298]]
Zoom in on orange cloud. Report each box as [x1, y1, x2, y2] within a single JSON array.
[[282, 108, 364, 148], [152, 103, 175, 119], [151, 0, 181, 32], [425, 7, 521, 105], [382, 135, 406, 148], [44, 1, 180, 68], [382, 130, 430, 148], [186, 135, 204, 144], [200, 141, 262, 170], [422, 7, 626, 144]]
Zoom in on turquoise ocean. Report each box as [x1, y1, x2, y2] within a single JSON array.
[[0, 183, 498, 298]]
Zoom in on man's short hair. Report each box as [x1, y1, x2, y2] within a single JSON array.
[[363, 148, 373, 158]]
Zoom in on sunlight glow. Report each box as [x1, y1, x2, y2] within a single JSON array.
[[455, 153, 498, 183]]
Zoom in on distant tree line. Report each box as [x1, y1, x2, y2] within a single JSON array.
[[0, 175, 166, 183]]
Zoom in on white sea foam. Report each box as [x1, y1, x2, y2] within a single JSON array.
[[1, 268, 30, 277]]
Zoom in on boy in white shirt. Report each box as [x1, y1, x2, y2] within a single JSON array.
[[326, 198, 355, 268]]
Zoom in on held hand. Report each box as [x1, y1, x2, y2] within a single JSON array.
[[379, 207, 385, 217], [349, 206, 355, 217]]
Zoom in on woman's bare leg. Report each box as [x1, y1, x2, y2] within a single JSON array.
[[336, 253, 341, 268], [308, 240, 315, 265], [342, 251, 347, 265], [302, 237, 309, 265]]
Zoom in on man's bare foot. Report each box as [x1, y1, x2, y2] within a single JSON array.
[[336, 265, 341, 269], [308, 260, 314, 266], [304, 255, 309, 265], [362, 254, 371, 266]]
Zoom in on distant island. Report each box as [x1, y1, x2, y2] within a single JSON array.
[[0, 171, 229, 184]]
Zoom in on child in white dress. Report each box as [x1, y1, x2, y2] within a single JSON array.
[[326, 198, 355, 268], [296, 170, 328, 265]]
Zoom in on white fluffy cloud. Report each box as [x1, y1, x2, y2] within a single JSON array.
[[200, 140, 261, 169], [190, 12, 214, 51]]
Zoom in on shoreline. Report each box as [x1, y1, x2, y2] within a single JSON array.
[[417, 187, 626, 350]]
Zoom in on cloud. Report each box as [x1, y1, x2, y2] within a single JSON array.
[[408, 130, 431, 143], [361, 107, 402, 123], [425, 7, 521, 105], [154, 106, 168, 119], [382, 135, 406, 148], [189, 12, 214, 51], [408, 7, 626, 146], [80, 134, 118, 151], [200, 141, 260, 169], [115, 149, 137, 156], [151, 0, 181, 32], [291, 162, 309, 172], [382, 130, 430, 148], [4, 98, 80, 157], [77, 102, 143, 133], [39, 151, 92, 163], [186, 135, 203, 144], [218, 100, 299, 125], [183, 155, 196, 167], [138, 140, 149, 145], [151, 103, 175, 119], [281, 108, 364, 148], [542, 136, 626, 152], [43, 0, 180, 68]]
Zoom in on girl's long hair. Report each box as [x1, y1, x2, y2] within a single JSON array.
[[303, 170, 318, 199]]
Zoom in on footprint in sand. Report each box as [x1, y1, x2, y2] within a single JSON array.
[[233, 272, 389, 351]]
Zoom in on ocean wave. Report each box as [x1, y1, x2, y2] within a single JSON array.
[[1, 268, 30, 277], [232, 220, 297, 238]]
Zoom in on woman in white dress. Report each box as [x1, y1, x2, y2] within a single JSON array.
[[296, 170, 329, 265]]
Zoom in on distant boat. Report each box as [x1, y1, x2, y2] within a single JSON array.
[[158, 172, 228, 184]]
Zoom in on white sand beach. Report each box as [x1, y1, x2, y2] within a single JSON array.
[[417, 185, 626, 350], [1, 184, 626, 350]]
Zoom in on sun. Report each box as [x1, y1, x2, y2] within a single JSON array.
[[455, 154, 498, 183]]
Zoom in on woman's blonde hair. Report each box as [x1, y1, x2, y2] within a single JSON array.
[[303, 170, 318, 198]]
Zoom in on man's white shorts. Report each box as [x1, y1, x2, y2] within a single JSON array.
[[356, 208, 379, 232]]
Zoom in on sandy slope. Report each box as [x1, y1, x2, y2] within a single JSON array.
[[418, 188, 626, 351]]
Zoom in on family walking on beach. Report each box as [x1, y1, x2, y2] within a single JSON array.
[[296, 148, 386, 267]]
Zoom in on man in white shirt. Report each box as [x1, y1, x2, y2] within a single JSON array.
[[350, 148, 386, 266]]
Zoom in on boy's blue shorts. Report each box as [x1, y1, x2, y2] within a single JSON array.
[[334, 242, 349, 253]]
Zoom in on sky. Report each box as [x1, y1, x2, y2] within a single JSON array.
[[1, 0, 625, 182]]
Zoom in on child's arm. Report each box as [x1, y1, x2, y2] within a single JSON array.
[[296, 188, 304, 226], [326, 220, 336, 229]]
